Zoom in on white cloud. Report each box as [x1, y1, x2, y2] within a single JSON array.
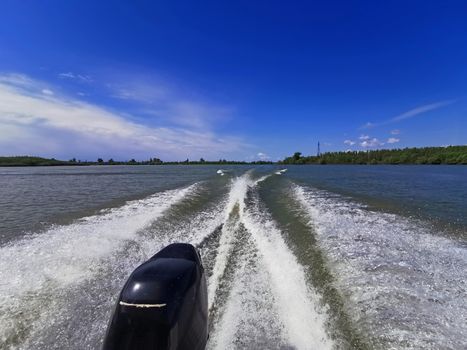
[[361, 100, 455, 129], [109, 83, 167, 102], [41, 89, 54, 95], [359, 134, 370, 140], [390, 129, 400, 135], [107, 78, 231, 130], [257, 152, 270, 160], [0, 73, 246, 160], [391, 100, 454, 122], [58, 72, 92, 83], [362, 122, 375, 129], [360, 137, 383, 148], [344, 139, 355, 146], [387, 137, 400, 144], [0, 73, 34, 87]]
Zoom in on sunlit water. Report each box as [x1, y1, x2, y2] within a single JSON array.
[[0, 165, 466, 349]]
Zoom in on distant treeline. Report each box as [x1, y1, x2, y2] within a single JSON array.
[[281, 146, 467, 165], [3, 146, 466, 166], [0, 156, 71, 166], [0, 156, 272, 167]]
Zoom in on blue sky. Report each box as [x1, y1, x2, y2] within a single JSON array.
[[0, 0, 466, 161]]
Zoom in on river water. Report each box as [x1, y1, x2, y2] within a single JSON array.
[[0, 165, 466, 349]]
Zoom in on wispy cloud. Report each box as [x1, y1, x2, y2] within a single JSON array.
[[58, 72, 92, 83], [361, 100, 455, 129], [391, 100, 454, 122], [360, 137, 383, 148], [0, 73, 246, 160], [361, 122, 375, 129], [345, 133, 399, 149], [106, 78, 232, 130], [256, 152, 270, 160], [390, 129, 400, 135]]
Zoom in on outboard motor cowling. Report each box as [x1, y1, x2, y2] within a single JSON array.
[[103, 243, 208, 350]]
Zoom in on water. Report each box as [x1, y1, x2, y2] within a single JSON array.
[[0, 165, 466, 349]]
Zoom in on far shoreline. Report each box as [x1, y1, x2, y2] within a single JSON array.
[[1, 145, 467, 166]]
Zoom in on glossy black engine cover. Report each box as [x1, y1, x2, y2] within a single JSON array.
[[103, 243, 208, 350]]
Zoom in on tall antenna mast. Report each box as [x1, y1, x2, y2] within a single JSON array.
[[317, 141, 321, 157]]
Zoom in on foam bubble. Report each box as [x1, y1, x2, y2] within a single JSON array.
[[294, 184, 467, 349], [208, 237, 286, 349], [208, 173, 333, 350], [242, 195, 333, 349], [0, 184, 198, 346]]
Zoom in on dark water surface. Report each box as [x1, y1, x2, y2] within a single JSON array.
[[0, 165, 466, 349], [0, 165, 249, 243], [288, 165, 467, 236]]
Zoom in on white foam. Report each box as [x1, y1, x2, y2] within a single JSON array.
[[207, 176, 249, 309], [275, 169, 287, 175], [207, 219, 238, 309], [208, 242, 286, 349], [217, 169, 230, 176], [208, 174, 333, 350], [293, 184, 467, 349], [207, 173, 275, 309], [142, 197, 226, 254], [0, 184, 198, 343], [241, 192, 332, 349]]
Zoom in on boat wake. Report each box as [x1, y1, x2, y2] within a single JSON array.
[[0, 184, 199, 349], [293, 184, 467, 349], [206, 173, 332, 349], [1, 171, 465, 349], [0, 172, 333, 350]]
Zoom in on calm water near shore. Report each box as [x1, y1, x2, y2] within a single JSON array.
[[1, 165, 466, 349]]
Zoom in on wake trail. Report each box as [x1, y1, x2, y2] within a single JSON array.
[[1, 172, 339, 350], [0, 184, 198, 349], [293, 184, 467, 349], [46, 189, 229, 350], [207, 232, 286, 349], [207, 173, 333, 350]]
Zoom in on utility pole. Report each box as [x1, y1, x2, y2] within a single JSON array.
[[317, 141, 321, 157]]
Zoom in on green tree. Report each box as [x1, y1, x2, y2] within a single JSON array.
[[280, 146, 467, 165]]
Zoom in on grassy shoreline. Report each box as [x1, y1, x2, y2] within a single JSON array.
[[282, 145, 467, 165], [1, 145, 467, 166], [0, 156, 271, 167]]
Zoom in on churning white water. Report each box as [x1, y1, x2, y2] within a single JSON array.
[[293, 184, 467, 349], [1, 169, 465, 350], [207, 174, 332, 349], [0, 184, 198, 348]]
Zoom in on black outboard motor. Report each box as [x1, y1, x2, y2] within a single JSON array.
[[103, 243, 208, 350]]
